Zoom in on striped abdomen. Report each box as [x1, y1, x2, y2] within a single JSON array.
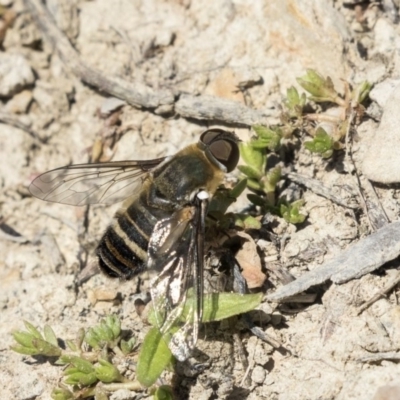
[[96, 197, 158, 279]]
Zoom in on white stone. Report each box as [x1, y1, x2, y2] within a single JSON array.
[[362, 83, 400, 183], [369, 79, 400, 108], [5, 90, 33, 114], [251, 365, 267, 384], [0, 53, 34, 97]]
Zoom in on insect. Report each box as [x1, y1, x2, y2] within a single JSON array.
[[29, 129, 240, 361]]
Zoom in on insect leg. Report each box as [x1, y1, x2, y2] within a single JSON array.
[[232, 259, 282, 349]]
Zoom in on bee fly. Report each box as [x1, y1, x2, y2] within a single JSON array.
[[29, 129, 240, 361]]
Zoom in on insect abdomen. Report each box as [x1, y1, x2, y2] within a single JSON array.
[[96, 199, 157, 279]]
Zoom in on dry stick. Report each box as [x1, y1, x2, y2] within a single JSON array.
[[25, 0, 173, 110], [345, 106, 388, 231], [267, 221, 400, 301], [355, 270, 400, 315], [287, 172, 357, 209], [25, 0, 270, 126], [0, 110, 44, 143]]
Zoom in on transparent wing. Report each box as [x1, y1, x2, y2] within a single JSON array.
[[148, 198, 207, 361], [29, 158, 165, 206]]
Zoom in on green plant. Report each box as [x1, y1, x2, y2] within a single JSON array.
[[238, 133, 305, 224], [286, 69, 371, 157], [137, 291, 263, 387], [239, 69, 371, 223], [12, 317, 140, 399], [12, 291, 262, 397]]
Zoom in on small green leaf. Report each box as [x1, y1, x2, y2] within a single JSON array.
[[297, 69, 342, 104], [43, 325, 58, 347], [304, 127, 334, 158], [237, 165, 262, 180], [76, 328, 85, 349], [280, 200, 306, 224], [56, 355, 75, 365], [120, 337, 136, 355], [284, 86, 307, 117], [264, 166, 282, 190], [137, 327, 173, 387], [65, 340, 77, 352], [208, 189, 236, 216], [179, 292, 263, 323], [234, 214, 262, 230], [66, 356, 95, 374], [23, 321, 43, 339], [97, 321, 115, 342], [31, 338, 62, 356], [247, 193, 267, 208], [64, 371, 97, 386], [105, 315, 121, 339], [354, 80, 372, 104], [84, 328, 102, 350], [297, 69, 332, 97], [10, 345, 39, 356], [12, 330, 61, 356], [95, 359, 123, 383], [154, 385, 174, 400], [93, 387, 108, 400], [229, 178, 248, 199], [252, 126, 281, 151], [12, 331, 36, 348], [246, 179, 262, 191], [51, 386, 74, 400], [201, 292, 263, 322], [239, 142, 265, 173], [64, 357, 98, 386]]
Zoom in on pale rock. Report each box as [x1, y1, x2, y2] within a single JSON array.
[[110, 389, 136, 400], [251, 365, 267, 385], [369, 78, 400, 108], [5, 89, 33, 113], [0, 53, 34, 96], [100, 97, 126, 116], [373, 385, 400, 400], [33, 80, 70, 113], [373, 18, 398, 55], [154, 29, 175, 48], [362, 83, 400, 183]]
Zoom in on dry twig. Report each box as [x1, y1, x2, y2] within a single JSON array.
[[268, 221, 400, 301], [0, 110, 44, 143], [355, 270, 400, 315], [287, 172, 358, 209], [25, 0, 270, 126]]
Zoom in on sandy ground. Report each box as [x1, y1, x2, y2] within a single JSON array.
[[1, 0, 400, 399]]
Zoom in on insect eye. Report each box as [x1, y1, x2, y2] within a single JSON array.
[[200, 129, 240, 172]]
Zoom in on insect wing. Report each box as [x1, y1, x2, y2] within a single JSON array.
[[148, 199, 207, 361], [29, 158, 165, 206]]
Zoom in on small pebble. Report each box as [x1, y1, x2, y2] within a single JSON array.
[[0, 53, 34, 97], [5, 90, 33, 114], [362, 83, 400, 183], [251, 365, 266, 384]]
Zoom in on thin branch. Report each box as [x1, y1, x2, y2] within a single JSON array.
[[287, 172, 358, 209], [24, 0, 173, 110], [25, 0, 271, 126], [355, 270, 400, 315], [268, 221, 400, 301], [0, 110, 44, 143]]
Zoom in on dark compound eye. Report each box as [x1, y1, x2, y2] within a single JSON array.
[[200, 129, 240, 172]]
